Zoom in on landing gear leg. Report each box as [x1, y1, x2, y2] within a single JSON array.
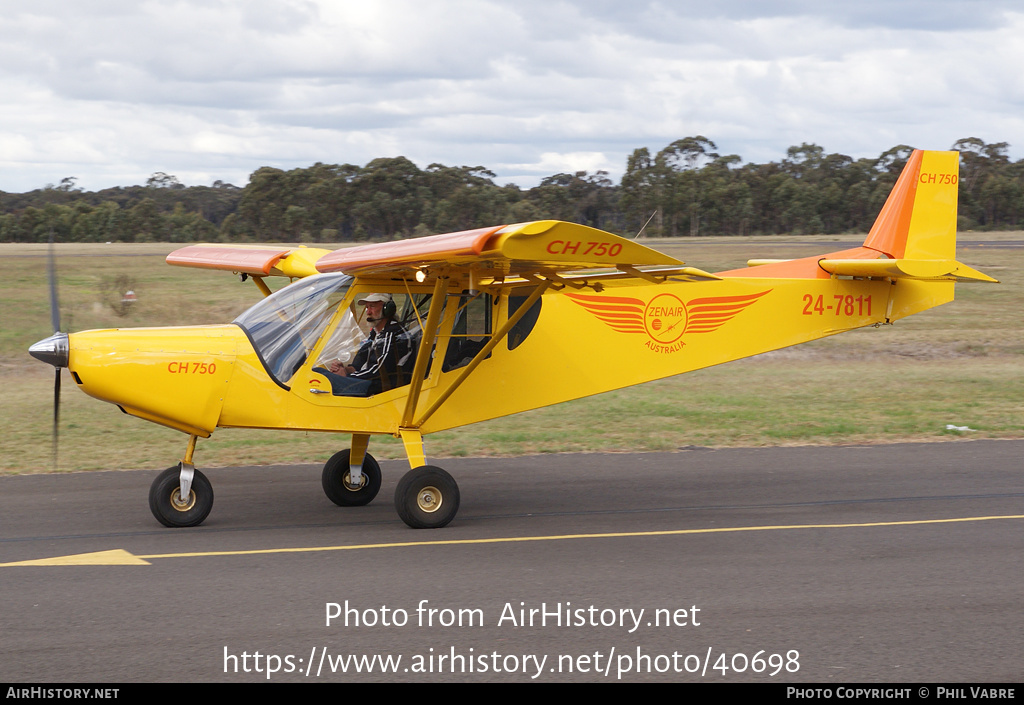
[[149, 435, 214, 527]]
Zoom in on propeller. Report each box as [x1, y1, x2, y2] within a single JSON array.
[[49, 231, 61, 466], [45, 231, 62, 466], [29, 234, 71, 467], [48, 232, 60, 335]]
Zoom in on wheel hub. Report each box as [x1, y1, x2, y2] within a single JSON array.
[[170, 488, 196, 512], [417, 486, 442, 513], [343, 472, 367, 491]]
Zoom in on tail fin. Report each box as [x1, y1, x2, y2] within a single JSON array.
[[731, 148, 995, 283], [862, 149, 957, 261], [822, 149, 996, 283]]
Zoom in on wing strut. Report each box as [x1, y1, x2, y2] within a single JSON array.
[[252, 275, 273, 297], [401, 273, 451, 428], [409, 278, 552, 430]]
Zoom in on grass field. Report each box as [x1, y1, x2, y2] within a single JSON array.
[[2, 234, 1021, 474]]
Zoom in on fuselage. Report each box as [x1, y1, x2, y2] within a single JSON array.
[[56, 266, 953, 439]]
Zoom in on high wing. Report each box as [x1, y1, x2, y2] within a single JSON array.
[[313, 220, 721, 285], [166, 221, 724, 293]]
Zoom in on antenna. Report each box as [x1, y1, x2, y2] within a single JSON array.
[[634, 210, 658, 240]]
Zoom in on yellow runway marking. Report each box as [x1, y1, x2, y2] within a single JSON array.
[[3, 514, 1022, 566], [2, 549, 151, 566]]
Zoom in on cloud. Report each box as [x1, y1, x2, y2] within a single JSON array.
[[0, 0, 1020, 192]]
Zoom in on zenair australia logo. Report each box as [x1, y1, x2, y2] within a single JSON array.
[[566, 290, 772, 353]]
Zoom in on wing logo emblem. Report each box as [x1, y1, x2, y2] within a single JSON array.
[[566, 290, 772, 350]]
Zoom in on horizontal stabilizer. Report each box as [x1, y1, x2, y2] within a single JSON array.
[[819, 258, 998, 283]]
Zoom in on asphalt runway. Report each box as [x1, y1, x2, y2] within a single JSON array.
[[2, 441, 1022, 683]]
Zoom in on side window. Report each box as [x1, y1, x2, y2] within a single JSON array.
[[232, 274, 351, 387], [312, 291, 420, 397], [315, 303, 368, 371], [395, 292, 432, 342], [507, 295, 542, 351], [442, 292, 493, 372], [394, 292, 434, 379]]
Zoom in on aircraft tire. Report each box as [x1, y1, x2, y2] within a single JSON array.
[[394, 465, 460, 529], [322, 450, 382, 507], [149, 466, 214, 528]]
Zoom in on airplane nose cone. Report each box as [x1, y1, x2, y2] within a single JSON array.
[[29, 332, 69, 368]]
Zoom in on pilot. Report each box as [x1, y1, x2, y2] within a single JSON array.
[[321, 293, 411, 396]]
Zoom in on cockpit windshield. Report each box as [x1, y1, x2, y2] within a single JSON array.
[[234, 273, 352, 387]]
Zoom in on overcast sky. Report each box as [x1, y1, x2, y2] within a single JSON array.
[[0, 0, 1021, 193]]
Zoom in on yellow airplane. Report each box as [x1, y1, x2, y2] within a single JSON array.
[[29, 149, 996, 529]]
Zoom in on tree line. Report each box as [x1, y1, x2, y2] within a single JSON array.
[[1, 137, 1020, 244]]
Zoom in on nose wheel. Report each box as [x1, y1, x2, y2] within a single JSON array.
[[149, 465, 214, 527], [322, 449, 382, 506], [395, 466, 460, 529]]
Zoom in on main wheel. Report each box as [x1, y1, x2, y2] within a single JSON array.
[[322, 449, 382, 507], [394, 465, 460, 529], [149, 466, 214, 527]]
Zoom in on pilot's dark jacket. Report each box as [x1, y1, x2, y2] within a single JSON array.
[[348, 320, 412, 394]]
